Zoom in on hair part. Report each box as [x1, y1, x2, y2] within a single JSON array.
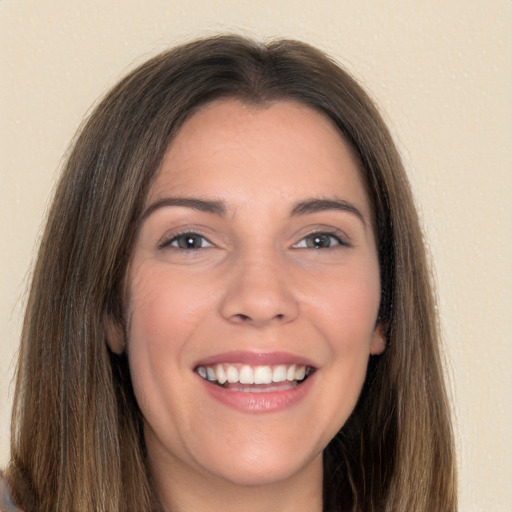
[[9, 35, 456, 512]]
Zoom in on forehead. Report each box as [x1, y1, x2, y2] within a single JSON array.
[[147, 99, 371, 219]]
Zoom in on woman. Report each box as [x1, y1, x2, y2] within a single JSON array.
[[4, 35, 456, 511]]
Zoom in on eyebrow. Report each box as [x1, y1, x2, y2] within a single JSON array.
[[141, 196, 366, 226], [290, 198, 366, 225], [141, 197, 226, 220]]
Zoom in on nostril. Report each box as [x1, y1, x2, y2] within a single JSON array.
[[233, 312, 285, 323], [231, 312, 288, 324]]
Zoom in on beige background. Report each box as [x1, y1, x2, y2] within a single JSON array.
[[1, 1, 511, 510]]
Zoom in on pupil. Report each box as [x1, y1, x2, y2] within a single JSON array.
[[309, 234, 330, 248], [179, 235, 201, 249]]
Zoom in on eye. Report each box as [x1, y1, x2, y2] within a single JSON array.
[[161, 232, 213, 250], [294, 232, 348, 249]]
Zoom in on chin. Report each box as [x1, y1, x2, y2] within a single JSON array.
[[195, 442, 323, 488]]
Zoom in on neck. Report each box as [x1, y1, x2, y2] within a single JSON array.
[[149, 451, 324, 512]]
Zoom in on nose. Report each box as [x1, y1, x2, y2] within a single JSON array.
[[219, 251, 299, 327]]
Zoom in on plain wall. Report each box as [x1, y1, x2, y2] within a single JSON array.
[[1, 1, 511, 510]]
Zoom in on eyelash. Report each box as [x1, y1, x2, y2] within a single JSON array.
[[158, 230, 350, 251], [158, 231, 213, 251], [293, 231, 350, 249]]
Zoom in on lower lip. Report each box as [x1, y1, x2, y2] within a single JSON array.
[[200, 373, 315, 413]]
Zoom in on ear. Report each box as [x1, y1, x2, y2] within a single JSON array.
[[104, 313, 126, 354], [370, 321, 386, 355]]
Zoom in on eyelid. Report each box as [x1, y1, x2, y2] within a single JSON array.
[[292, 229, 351, 249], [157, 229, 214, 250]]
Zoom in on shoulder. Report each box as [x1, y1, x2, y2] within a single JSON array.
[[0, 471, 23, 512]]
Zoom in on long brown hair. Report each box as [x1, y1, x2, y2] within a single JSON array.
[[8, 35, 456, 511]]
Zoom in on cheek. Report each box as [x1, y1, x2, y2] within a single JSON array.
[[315, 276, 379, 418], [125, 264, 213, 431], [127, 263, 215, 346], [125, 265, 204, 396], [124, 261, 227, 408], [307, 264, 381, 350]]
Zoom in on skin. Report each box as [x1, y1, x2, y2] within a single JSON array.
[[110, 99, 385, 512]]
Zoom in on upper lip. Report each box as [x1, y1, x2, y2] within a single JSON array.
[[193, 350, 317, 368]]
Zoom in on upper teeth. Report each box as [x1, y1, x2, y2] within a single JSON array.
[[196, 364, 309, 385]]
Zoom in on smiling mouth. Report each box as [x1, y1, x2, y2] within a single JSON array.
[[194, 363, 315, 391]]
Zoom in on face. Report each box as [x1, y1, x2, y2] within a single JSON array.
[[119, 99, 384, 490]]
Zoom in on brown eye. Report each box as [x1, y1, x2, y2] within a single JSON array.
[[165, 233, 213, 250], [307, 234, 334, 249], [294, 232, 348, 249]]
